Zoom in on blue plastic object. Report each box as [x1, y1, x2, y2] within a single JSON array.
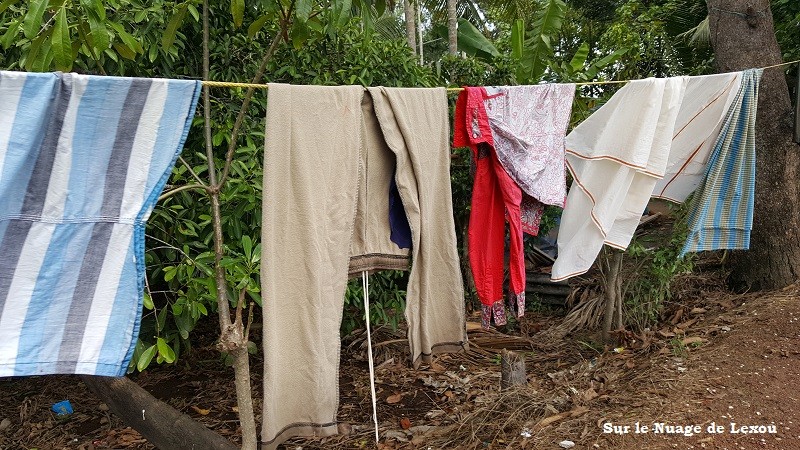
[[51, 400, 73, 416]]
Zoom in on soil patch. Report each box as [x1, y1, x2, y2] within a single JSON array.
[[2, 257, 799, 450]]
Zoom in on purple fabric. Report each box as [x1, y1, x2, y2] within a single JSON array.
[[389, 176, 412, 249]]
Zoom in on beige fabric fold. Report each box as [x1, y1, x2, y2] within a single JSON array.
[[368, 87, 468, 368], [348, 94, 411, 276], [261, 84, 362, 449], [261, 85, 467, 449]]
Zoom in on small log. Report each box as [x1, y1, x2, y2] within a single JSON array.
[[525, 284, 572, 297], [81, 375, 237, 450], [500, 349, 527, 390]]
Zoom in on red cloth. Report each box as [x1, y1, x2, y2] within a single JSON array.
[[454, 87, 526, 328]]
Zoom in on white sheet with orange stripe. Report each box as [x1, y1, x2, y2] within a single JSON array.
[[551, 72, 742, 282]]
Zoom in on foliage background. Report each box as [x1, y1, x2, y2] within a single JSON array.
[[0, 0, 797, 370]]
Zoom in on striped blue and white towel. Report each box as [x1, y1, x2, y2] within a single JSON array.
[[0, 71, 200, 376], [681, 68, 763, 255]]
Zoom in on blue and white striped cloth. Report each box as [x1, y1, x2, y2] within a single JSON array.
[[0, 71, 200, 376], [681, 69, 763, 255]]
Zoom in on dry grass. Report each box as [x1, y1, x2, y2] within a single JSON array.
[[6, 253, 784, 450]]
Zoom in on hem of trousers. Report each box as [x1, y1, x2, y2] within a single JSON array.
[[481, 300, 506, 329], [348, 253, 410, 277], [511, 290, 525, 318], [262, 421, 339, 450], [412, 341, 469, 370]]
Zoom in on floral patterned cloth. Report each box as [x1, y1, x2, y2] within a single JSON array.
[[480, 292, 526, 329], [454, 87, 527, 330], [484, 85, 575, 235]]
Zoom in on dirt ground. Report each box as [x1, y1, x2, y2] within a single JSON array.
[[1, 254, 799, 450]]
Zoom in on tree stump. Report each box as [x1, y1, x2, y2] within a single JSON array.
[[500, 349, 527, 390]]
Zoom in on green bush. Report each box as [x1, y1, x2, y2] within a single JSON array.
[[139, 21, 445, 369], [623, 203, 695, 331]]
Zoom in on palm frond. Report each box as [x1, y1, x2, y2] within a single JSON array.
[[676, 15, 709, 47]]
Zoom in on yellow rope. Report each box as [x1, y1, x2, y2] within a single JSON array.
[[202, 80, 271, 89], [760, 59, 800, 71], [201, 59, 800, 91]]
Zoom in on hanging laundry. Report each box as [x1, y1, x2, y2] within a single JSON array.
[[261, 84, 466, 450], [368, 86, 467, 369], [454, 85, 574, 328], [0, 71, 200, 377], [652, 72, 743, 202], [484, 84, 575, 234], [261, 84, 362, 448], [388, 177, 412, 249], [552, 77, 688, 281], [349, 92, 412, 275], [682, 69, 763, 255], [454, 87, 522, 328]]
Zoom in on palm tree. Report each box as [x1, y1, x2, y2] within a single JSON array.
[[447, 0, 458, 54], [404, 0, 417, 53]]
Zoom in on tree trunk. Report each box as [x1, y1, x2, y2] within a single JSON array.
[[201, 1, 258, 448], [794, 71, 799, 144], [418, 4, 424, 63], [500, 349, 527, 389], [81, 376, 237, 450], [601, 247, 623, 343], [403, 0, 417, 54], [706, 0, 800, 291], [446, 0, 458, 55]]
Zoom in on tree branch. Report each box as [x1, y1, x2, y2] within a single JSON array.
[[202, 3, 219, 189], [217, 32, 284, 188], [158, 183, 206, 202], [179, 155, 208, 187]]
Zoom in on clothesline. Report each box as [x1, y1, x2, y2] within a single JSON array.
[[200, 59, 800, 91]]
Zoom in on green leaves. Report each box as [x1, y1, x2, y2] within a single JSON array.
[[22, 0, 47, 40], [0, 19, 20, 50], [295, 0, 311, 23], [162, 4, 188, 52], [454, 18, 499, 59], [137, 344, 156, 372], [371, 0, 385, 17], [247, 14, 271, 39], [79, 0, 105, 19], [52, 5, 72, 71], [515, 0, 567, 83], [432, 19, 499, 61], [143, 291, 155, 310], [329, 0, 352, 34], [83, 1, 110, 53], [581, 48, 628, 81], [157, 337, 176, 363], [231, 0, 244, 28], [569, 42, 590, 73], [5, 0, 156, 71], [511, 19, 524, 62], [0, 0, 21, 15], [25, 23, 53, 71], [108, 21, 143, 56], [291, 20, 312, 49]]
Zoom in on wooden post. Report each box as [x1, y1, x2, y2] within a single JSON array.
[[500, 349, 527, 390]]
